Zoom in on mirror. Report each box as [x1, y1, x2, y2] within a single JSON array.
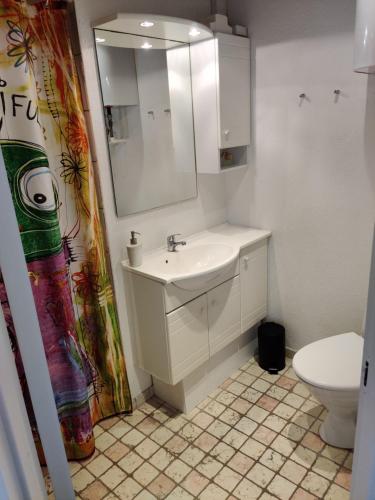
[[94, 17, 210, 216]]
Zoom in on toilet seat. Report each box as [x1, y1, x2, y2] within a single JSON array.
[[293, 332, 364, 391]]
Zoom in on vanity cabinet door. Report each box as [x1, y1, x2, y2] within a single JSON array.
[[208, 276, 241, 356], [240, 242, 268, 332], [166, 295, 209, 384]]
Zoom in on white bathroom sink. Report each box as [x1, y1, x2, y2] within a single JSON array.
[[125, 242, 237, 290]]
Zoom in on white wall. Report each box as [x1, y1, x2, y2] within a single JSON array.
[[227, 0, 375, 350], [74, 0, 227, 400]]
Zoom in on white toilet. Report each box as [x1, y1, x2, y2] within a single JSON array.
[[293, 332, 364, 449]]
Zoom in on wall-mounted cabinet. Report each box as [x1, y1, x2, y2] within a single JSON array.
[[191, 33, 250, 173]]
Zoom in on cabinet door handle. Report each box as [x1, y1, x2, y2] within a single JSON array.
[[224, 129, 230, 138], [243, 256, 249, 263]]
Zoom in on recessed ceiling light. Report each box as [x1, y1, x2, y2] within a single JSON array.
[[96, 37, 106, 43], [189, 28, 201, 37], [140, 21, 154, 28], [141, 42, 153, 49]]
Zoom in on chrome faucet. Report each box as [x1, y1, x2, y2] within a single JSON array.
[[167, 233, 186, 252]]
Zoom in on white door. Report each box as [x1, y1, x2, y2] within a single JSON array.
[[217, 34, 250, 148], [208, 276, 241, 355], [166, 294, 209, 384], [240, 242, 268, 332], [351, 228, 375, 500]]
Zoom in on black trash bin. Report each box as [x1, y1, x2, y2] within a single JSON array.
[[258, 322, 285, 373]]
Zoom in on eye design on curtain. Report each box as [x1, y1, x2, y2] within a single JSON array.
[[20, 166, 58, 212]]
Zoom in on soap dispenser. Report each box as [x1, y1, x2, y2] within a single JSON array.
[[127, 231, 142, 267]]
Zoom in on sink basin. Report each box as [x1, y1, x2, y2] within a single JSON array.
[[161, 243, 236, 290], [127, 243, 237, 291]]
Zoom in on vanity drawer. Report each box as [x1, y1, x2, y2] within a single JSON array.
[[166, 295, 209, 384], [164, 258, 239, 313]]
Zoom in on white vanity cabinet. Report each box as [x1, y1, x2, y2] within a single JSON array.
[[125, 236, 269, 387], [190, 33, 250, 173], [240, 241, 268, 332]]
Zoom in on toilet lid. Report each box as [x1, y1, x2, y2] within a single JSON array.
[[293, 332, 364, 391]]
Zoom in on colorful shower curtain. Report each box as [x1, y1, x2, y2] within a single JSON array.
[[0, 0, 132, 461]]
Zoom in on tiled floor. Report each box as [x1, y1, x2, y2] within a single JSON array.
[[44, 356, 353, 499]]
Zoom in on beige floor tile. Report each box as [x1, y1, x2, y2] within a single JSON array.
[[194, 431, 219, 452], [86, 454, 113, 477], [126, 410, 147, 427], [72, 469, 95, 492], [200, 483, 229, 499], [247, 364, 265, 377], [80, 479, 109, 500], [94, 425, 104, 438], [235, 416, 258, 435], [69, 461, 82, 475], [181, 470, 209, 496], [280, 460, 307, 484], [206, 419, 231, 439], [321, 445, 348, 465], [149, 448, 175, 471], [277, 376, 297, 390], [121, 429, 145, 448], [267, 474, 297, 500], [148, 473, 175, 499], [137, 417, 160, 436], [283, 393, 305, 409], [133, 462, 159, 486], [233, 478, 262, 499], [312, 456, 339, 480], [252, 425, 277, 445], [180, 444, 205, 467], [196, 456, 223, 478], [292, 412, 316, 430], [216, 390, 238, 406], [165, 459, 192, 483], [260, 449, 287, 472], [260, 371, 281, 383], [104, 441, 130, 462], [259, 493, 278, 500], [166, 486, 193, 499], [343, 452, 353, 470], [242, 387, 262, 403], [267, 385, 289, 401], [150, 425, 174, 445], [100, 465, 127, 490], [164, 415, 187, 433], [214, 466, 242, 492], [247, 405, 269, 423], [95, 432, 117, 452], [100, 416, 120, 431], [292, 383, 311, 399], [179, 422, 203, 441], [220, 408, 242, 426], [263, 414, 288, 433], [211, 441, 236, 463], [282, 423, 307, 442], [247, 463, 275, 488], [165, 435, 189, 455], [114, 477, 142, 499], [252, 379, 271, 393], [227, 381, 247, 396], [274, 402, 297, 420], [192, 411, 214, 429], [300, 401, 324, 418], [118, 451, 144, 474], [334, 466, 352, 490], [204, 400, 226, 417], [153, 408, 171, 424], [135, 490, 157, 499], [240, 438, 267, 460], [270, 435, 297, 457], [231, 397, 252, 414], [236, 372, 257, 386], [301, 471, 330, 497], [227, 451, 255, 475], [290, 446, 317, 468], [222, 428, 248, 449], [325, 483, 350, 500], [257, 395, 279, 412], [185, 407, 200, 421], [109, 421, 132, 439], [290, 487, 317, 499], [135, 438, 160, 459]]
